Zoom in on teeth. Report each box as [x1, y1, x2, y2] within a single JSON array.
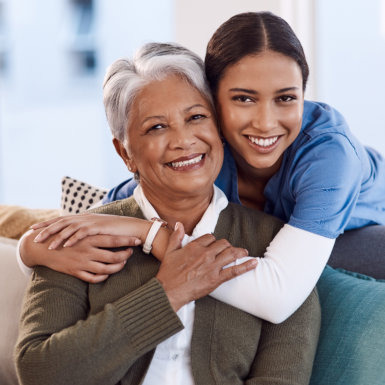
[[249, 136, 278, 147], [170, 155, 203, 168]]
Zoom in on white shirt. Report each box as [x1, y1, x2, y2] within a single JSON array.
[[135, 184, 228, 385]]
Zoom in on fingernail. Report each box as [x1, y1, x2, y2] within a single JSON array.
[[174, 222, 180, 231], [48, 244, 54, 250], [134, 239, 141, 245], [33, 234, 41, 242], [63, 242, 68, 248]]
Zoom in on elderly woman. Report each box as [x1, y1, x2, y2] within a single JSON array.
[[15, 43, 320, 385]]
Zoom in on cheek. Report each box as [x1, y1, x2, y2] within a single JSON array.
[[219, 105, 241, 134], [284, 107, 303, 136]]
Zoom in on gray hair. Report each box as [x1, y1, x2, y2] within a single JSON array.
[[103, 42, 214, 142]]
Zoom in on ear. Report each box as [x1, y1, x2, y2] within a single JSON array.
[[112, 138, 138, 173]]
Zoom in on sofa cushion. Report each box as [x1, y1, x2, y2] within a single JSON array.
[[0, 236, 29, 385], [310, 266, 385, 385]]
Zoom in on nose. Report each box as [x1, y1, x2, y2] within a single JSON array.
[[169, 123, 197, 149], [251, 102, 277, 133]]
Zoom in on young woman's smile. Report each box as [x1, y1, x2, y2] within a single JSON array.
[[217, 51, 304, 178]]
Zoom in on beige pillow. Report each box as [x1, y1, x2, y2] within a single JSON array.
[[0, 206, 59, 240]]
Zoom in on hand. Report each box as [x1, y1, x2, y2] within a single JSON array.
[[31, 213, 148, 250], [156, 222, 257, 311], [21, 230, 139, 283]]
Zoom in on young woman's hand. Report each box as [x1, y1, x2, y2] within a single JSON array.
[[156, 223, 257, 311], [21, 231, 140, 283], [31, 214, 149, 250]]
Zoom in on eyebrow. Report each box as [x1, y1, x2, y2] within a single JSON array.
[[184, 103, 209, 113], [140, 104, 209, 125], [229, 86, 300, 94]]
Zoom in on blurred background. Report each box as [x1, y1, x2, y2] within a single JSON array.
[[0, 0, 384, 208]]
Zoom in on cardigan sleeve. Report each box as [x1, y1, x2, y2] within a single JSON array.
[[245, 288, 321, 384], [15, 267, 183, 385]]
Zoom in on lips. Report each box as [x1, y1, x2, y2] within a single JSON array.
[[248, 135, 279, 147], [167, 154, 204, 170]]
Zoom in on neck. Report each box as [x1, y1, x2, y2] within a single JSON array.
[[141, 185, 213, 235], [233, 151, 282, 210]]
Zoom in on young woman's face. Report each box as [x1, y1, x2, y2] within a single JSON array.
[[121, 74, 223, 201], [216, 51, 304, 176]]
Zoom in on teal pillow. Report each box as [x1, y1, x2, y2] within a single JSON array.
[[310, 266, 385, 385]]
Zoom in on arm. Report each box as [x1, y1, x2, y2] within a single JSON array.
[[17, 215, 171, 282], [15, 227, 255, 385], [23, 214, 332, 322], [210, 224, 334, 323], [15, 269, 182, 385], [245, 288, 321, 384]]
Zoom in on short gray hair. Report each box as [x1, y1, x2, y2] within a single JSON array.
[[103, 42, 214, 142]]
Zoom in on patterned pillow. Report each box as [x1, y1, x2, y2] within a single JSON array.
[[61, 176, 108, 215]]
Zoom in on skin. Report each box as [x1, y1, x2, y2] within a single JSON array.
[[216, 51, 304, 210], [24, 74, 256, 309], [113, 74, 224, 234], [25, 50, 305, 282]]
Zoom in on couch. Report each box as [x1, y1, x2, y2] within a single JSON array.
[[1, 177, 385, 385]]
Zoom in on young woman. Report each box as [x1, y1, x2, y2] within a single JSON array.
[[16, 42, 320, 385], [104, 12, 385, 276], [20, 11, 385, 319]]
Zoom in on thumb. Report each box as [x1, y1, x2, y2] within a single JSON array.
[[165, 222, 184, 254]]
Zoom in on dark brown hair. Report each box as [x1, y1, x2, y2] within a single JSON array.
[[205, 12, 309, 97]]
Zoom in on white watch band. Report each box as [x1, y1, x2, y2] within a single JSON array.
[[142, 219, 163, 254]]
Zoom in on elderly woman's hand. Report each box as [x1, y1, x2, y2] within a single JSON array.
[[156, 222, 257, 312]]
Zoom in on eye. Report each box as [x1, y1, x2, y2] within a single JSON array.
[[232, 95, 254, 103], [189, 113, 207, 122], [277, 95, 296, 103], [146, 123, 166, 133]]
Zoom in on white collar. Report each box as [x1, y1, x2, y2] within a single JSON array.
[[133, 184, 228, 244]]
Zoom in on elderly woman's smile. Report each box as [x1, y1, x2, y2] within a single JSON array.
[[166, 153, 205, 170], [123, 74, 224, 202]]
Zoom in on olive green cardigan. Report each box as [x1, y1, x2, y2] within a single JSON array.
[[16, 198, 320, 385]]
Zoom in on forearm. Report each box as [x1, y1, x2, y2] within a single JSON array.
[[16, 268, 183, 385], [210, 224, 335, 323]]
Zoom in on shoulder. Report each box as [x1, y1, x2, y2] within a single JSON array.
[[88, 196, 144, 219], [288, 101, 362, 170], [216, 203, 283, 255]]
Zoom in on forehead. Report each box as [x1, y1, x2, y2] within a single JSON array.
[[132, 74, 211, 118], [221, 51, 302, 88]]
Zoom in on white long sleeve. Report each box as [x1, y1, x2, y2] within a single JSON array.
[[210, 224, 335, 323], [16, 230, 34, 276]]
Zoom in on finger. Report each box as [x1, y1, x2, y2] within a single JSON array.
[[219, 258, 258, 283], [30, 216, 66, 230], [86, 260, 127, 275], [199, 238, 233, 261], [47, 224, 93, 249], [76, 271, 109, 284], [91, 247, 133, 264], [89, 235, 142, 249], [188, 233, 217, 248], [164, 222, 185, 254], [214, 246, 249, 268], [34, 219, 77, 243]]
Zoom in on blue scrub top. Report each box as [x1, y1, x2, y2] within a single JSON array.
[[104, 100, 385, 239]]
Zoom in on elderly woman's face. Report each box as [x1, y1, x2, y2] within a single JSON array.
[[123, 74, 223, 200]]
